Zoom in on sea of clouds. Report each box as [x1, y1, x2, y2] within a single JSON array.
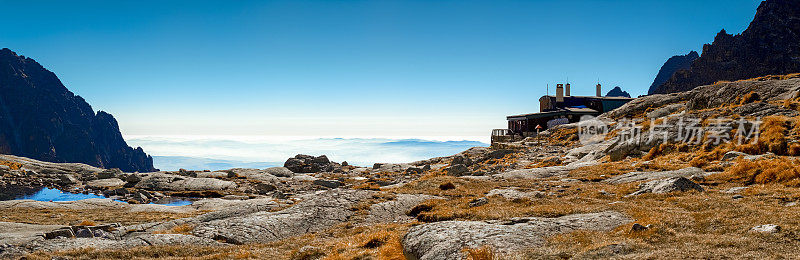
[[125, 135, 488, 171]]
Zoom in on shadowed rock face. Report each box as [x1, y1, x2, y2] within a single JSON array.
[[0, 48, 156, 172], [648, 51, 699, 95], [652, 0, 800, 94]]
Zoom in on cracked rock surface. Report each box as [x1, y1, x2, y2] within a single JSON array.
[[402, 211, 632, 260]]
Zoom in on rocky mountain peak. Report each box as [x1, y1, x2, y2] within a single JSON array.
[[651, 0, 800, 94], [605, 86, 631, 98], [0, 48, 156, 172]]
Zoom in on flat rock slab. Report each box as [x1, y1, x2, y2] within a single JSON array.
[[367, 194, 441, 223], [0, 198, 128, 210], [86, 178, 126, 189], [604, 167, 706, 184], [136, 200, 279, 234], [402, 211, 632, 260], [135, 173, 237, 191], [192, 189, 373, 244], [493, 162, 597, 180], [0, 222, 66, 245], [0, 198, 202, 213], [229, 168, 281, 181], [18, 234, 221, 255]]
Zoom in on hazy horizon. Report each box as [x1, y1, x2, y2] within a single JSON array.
[[125, 135, 488, 170]]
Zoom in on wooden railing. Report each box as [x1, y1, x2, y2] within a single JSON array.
[[491, 129, 511, 136]]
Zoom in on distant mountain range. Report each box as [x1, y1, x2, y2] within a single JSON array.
[[650, 0, 800, 94], [152, 156, 278, 171], [0, 48, 156, 172]]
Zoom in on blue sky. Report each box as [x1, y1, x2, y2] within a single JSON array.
[[0, 0, 762, 139]]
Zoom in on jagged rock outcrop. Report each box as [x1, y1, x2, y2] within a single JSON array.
[[283, 154, 337, 173], [605, 86, 631, 98], [648, 51, 699, 95], [652, 0, 800, 94], [0, 48, 155, 172]]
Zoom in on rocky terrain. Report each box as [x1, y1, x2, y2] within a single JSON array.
[[0, 48, 155, 172], [3, 76, 800, 259], [651, 0, 800, 94]]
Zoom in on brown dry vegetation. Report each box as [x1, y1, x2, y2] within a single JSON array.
[[27, 223, 410, 260], [0, 208, 200, 226], [0, 159, 23, 170], [711, 157, 800, 186]]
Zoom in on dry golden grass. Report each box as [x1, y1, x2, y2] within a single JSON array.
[[0, 159, 23, 170], [711, 157, 800, 186], [526, 156, 562, 168], [740, 91, 761, 105], [739, 73, 800, 82], [154, 224, 195, 235], [463, 246, 496, 260], [0, 208, 200, 226], [78, 220, 97, 226], [28, 223, 410, 260], [737, 116, 790, 155], [642, 143, 689, 161], [542, 127, 579, 146], [520, 184, 800, 259]]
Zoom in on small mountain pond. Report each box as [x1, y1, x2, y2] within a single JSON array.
[[0, 185, 192, 206]]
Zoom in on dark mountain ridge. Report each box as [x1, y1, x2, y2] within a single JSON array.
[[651, 0, 800, 94], [0, 48, 156, 172], [647, 51, 698, 95]]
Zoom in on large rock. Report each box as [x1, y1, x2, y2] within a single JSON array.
[[86, 178, 126, 189], [0, 222, 66, 245], [134, 198, 279, 233], [0, 48, 156, 172], [192, 189, 373, 244], [367, 194, 440, 223], [283, 154, 336, 173], [135, 173, 237, 191], [228, 168, 279, 182], [402, 211, 631, 260], [494, 162, 597, 180], [628, 177, 704, 196]]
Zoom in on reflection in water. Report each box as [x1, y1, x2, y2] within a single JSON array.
[[18, 187, 106, 201], [1, 185, 193, 206]]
